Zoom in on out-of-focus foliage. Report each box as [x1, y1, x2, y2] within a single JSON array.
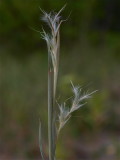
[[0, 0, 120, 56], [0, 0, 120, 159]]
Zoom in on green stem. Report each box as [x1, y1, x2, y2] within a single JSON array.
[[48, 52, 54, 160]]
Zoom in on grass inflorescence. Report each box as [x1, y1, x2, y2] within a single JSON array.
[[39, 5, 96, 160]]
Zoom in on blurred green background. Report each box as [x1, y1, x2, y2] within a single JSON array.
[[0, 0, 120, 159]]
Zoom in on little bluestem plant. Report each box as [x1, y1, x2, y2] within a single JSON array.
[[39, 6, 97, 160]]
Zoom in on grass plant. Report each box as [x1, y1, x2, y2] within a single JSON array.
[[39, 6, 96, 160]]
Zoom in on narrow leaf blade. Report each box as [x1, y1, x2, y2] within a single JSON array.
[[39, 121, 45, 160]]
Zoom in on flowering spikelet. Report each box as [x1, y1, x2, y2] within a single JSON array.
[[41, 5, 66, 97], [57, 82, 97, 135], [58, 102, 71, 133]]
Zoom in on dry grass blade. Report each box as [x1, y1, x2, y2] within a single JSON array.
[[39, 121, 45, 160], [41, 6, 66, 160]]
